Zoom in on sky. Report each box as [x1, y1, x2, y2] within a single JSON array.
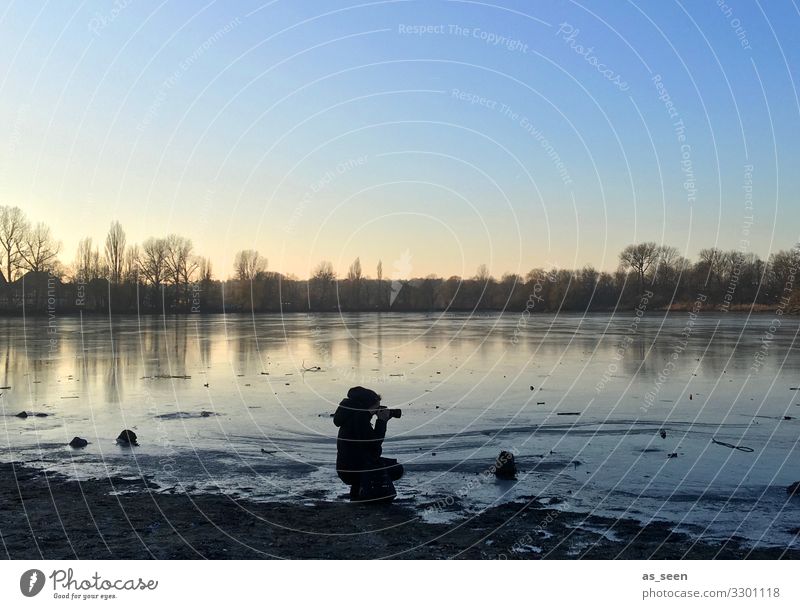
[[1, 0, 799, 280]]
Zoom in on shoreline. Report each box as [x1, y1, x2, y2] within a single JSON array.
[[0, 307, 788, 318], [1, 462, 797, 559]]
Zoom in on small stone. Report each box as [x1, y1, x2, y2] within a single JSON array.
[[69, 437, 88, 448], [116, 429, 139, 446], [15, 411, 28, 418], [495, 450, 517, 480], [788, 481, 800, 496]]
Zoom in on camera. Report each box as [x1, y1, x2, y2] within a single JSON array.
[[387, 408, 402, 419]]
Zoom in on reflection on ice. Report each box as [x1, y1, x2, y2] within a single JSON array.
[[0, 312, 799, 548]]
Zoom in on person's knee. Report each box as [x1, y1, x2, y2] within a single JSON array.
[[390, 464, 404, 481]]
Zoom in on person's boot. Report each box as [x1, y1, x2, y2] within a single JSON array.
[[352, 470, 396, 503]]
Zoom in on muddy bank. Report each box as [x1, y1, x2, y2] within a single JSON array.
[[1, 462, 797, 559]]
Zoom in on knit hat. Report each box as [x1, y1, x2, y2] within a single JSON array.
[[346, 386, 381, 408]]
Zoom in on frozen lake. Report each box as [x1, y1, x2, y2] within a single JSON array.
[[1, 312, 799, 550]]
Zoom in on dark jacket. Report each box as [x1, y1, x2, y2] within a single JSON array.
[[333, 398, 387, 476]]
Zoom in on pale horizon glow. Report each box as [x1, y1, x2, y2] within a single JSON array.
[[1, 1, 799, 280]]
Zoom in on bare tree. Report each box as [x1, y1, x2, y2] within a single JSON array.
[[312, 260, 336, 282], [619, 242, 660, 293], [104, 221, 126, 284], [347, 257, 362, 281], [140, 237, 168, 287], [697, 248, 725, 286], [164, 235, 193, 288], [474, 264, 491, 282], [766, 248, 800, 301], [233, 249, 267, 281], [74, 237, 103, 282], [182, 255, 200, 286], [197, 256, 213, 283], [311, 260, 336, 308], [18, 222, 60, 273], [0, 205, 28, 282], [123, 244, 140, 284], [346, 257, 363, 307], [654, 245, 680, 277], [375, 259, 384, 306], [163, 234, 195, 308]]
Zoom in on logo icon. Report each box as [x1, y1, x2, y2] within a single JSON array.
[[20, 569, 45, 597]]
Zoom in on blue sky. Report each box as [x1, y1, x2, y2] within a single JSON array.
[[1, 0, 798, 278]]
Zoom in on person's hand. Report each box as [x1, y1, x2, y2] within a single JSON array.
[[367, 399, 382, 417], [376, 407, 392, 422]]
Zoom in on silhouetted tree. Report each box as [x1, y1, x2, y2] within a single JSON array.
[[123, 245, 140, 284], [0, 205, 28, 282], [347, 257, 363, 307], [104, 221, 126, 284], [140, 237, 168, 289], [619, 242, 660, 296], [18, 222, 60, 273], [73, 237, 104, 282], [233, 249, 267, 281], [311, 261, 336, 309]]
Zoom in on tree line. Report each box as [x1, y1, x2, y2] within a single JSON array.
[[1, 206, 798, 314]]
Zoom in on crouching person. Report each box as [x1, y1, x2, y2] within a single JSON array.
[[333, 386, 403, 502]]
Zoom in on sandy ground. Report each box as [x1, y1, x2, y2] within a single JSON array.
[[2, 462, 798, 559]]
